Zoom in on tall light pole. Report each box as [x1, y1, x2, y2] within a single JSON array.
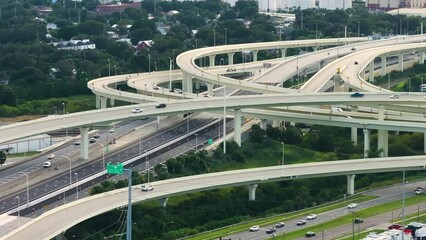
[[154, 61, 157, 71], [195, 133, 198, 152], [75, 173, 79, 200], [213, 29, 216, 46], [62, 102, 66, 115], [169, 57, 172, 90], [107, 59, 111, 76], [352, 211, 355, 240], [21, 172, 29, 206], [144, 151, 149, 183], [16, 196, 20, 224], [281, 142, 285, 165], [408, 77, 411, 94], [315, 23, 318, 39], [148, 53, 151, 74], [172, 49, 177, 70], [225, 28, 228, 45], [220, 58, 224, 65], [114, 65, 117, 75], [357, 21, 360, 37]]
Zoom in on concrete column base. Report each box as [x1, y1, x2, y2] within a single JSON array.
[[346, 174, 355, 195], [248, 184, 258, 201], [79, 127, 89, 160]]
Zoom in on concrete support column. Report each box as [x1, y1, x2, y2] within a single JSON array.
[[424, 132, 426, 154], [369, 62, 375, 82], [252, 50, 258, 62], [195, 80, 200, 90], [95, 95, 100, 109], [259, 119, 267, 130], [312, 46, 319, 51], [398, 52, 404, 72], [209, 55, 215, 67], [207, 83, 213, 97], [158, 198, 169, 208], [378, 105, 385, 121], [420, 50, 425, 64], [378, 130, 389, 157], [272, 120, 280, 128], [247, 184, 258, 201], [233, 109, 242, 147], [227, 53, 234, 65], [100, 96, 107, 109], [280, 48, 287, 58], [182, 72, 193, 93], [363, 129, 370, 158], [334, 74, 341, 92], [381, 55, 387, 76], [290, 122, 296, 127], [351, 128, 358, 146], [110, 98, 115, 107], [156, 116, 160, 130], [79, 127, 89, 160], [346, 174, 356, 195]]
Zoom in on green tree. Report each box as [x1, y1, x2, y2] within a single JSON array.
[[0, 151, 6, 167]]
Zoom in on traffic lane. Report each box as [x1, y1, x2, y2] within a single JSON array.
[[224, 184, 417, 240], [0, 118, 213, 214]]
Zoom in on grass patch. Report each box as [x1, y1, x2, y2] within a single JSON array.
[[187, 195, 377, 240], [7, 151, 39, 158]]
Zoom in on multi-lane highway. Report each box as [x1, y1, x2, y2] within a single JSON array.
[[2, 33, 426, 240], [2, 156, 426, 240]]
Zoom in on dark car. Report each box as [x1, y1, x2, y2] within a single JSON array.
[[266, 228, 276, 234], [89, 138, 96, 143], [354, 61, 359, 65], [156, 103, 167, 108], [351, 47, 357, 51], [388, 224, 403, 230], [351, 92, 364, 98], [93, 133, 100, 138], [354, 218, 363, 224], [306, 231, 316, 237]]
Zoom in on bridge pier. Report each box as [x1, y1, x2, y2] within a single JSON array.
[[381, 55, 387, 76], [209, 55, 215, 67], [351, 128, 358, 146], [182, 72, 193, 93], [398, 52, 404, 72], [363, 129, 370, 158], [280, 48, 287, 59], [207, 83, 213, 96], [95, 95, 100, 109], [272, 120, 280, 128], [252, 50, 258, 62], [424, 132, 426, 154], [248, 184, 258, 201], [420, 50, 425, 64], [110, 98, 115, 107], [100, 96, 107, 109], [346, 174, 355, 195], [378, 130, 389, 157], [259, 119, 267, 130], [159, 198, 169, 207], [195, 80, 200, 90], [79, 127, 89, 160], [227, 53, 234, 65], [312, 46, 319, 52], [233, 109, 242, 147], [369, 62, 374, 82]]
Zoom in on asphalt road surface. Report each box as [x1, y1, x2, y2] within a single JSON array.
[[223, 180, 424, 240]]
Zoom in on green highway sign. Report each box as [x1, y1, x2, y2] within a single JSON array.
[[107, 163, 124, 175], [208, 139, 213, 145]]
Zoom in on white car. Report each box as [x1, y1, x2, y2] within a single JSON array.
[[174, 88, 183, 94], [74, 140, 81, 145], [347, 203, 357, 209], [132, 108, 143, 113], [390, 94, 399, 99], [108, 129, 115, 133], [43, 161, 52, 168], [141, 184, 153, 191], [249, 225, 260, 232], [47, 154, 55, 159], [307, 214, 317, 220]]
